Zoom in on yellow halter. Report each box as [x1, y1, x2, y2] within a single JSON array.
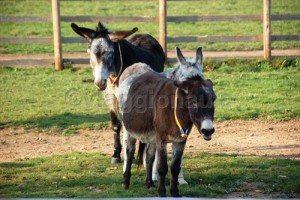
[[174, 88, 189, 138], [109, 43, 123, 86]]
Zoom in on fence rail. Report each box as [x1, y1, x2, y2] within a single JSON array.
[[1, 49, 299, 67], [1, 14, 300, 22], [0, 0, 300, 69], [2, 34, 300, 44]]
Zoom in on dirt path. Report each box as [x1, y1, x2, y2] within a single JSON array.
[[0, 119, 299, 163]]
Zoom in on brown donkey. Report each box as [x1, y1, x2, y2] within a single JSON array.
[[118, 63, 216, 197]]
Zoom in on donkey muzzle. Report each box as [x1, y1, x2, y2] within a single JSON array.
[[201, 119, 215, 141], [94, 79, 107, 91], [201, 128, 215, 141]]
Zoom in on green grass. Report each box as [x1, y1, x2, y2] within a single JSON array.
[[205, 59, 300, 120], [0, 67, 110, 134], [0, 59, 299, 134], [0, 152, 299, 197], [0, 0, 299, 54]]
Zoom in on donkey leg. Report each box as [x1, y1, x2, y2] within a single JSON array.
[[103, 86, 122, 164], [145, 144, 156, 189], [178, 151, 188, 185], [123, 128, 129, 173], [143, 145, 158, 182], [156, 141, 168, 197], [122, 135, 136, 189], [152, 150, 159, 182], [170, 142, 185, 197], [110, 110, 122, 164]]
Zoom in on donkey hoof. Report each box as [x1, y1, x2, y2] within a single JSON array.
[[171, 189, 181, 197], [146, 180, 155, 189], [171, 193, 182, 198], [122, 183, 129, 189], [159, 193, 167, 197], [178, 178, 188, 185], [111, 157, 122, 164]]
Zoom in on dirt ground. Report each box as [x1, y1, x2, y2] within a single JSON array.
[[0, 119, 299, 163]]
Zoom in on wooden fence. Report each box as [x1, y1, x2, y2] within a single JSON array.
[[0, 0, 299, 69]]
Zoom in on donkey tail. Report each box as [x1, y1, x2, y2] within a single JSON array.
[[137, 141, 146, 169]]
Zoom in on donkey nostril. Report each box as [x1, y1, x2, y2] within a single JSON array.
[[201, 128, 215, 135], [101, 79, 107, 86], [94, 79, 107, 90]]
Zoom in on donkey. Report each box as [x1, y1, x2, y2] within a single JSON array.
[[144, 47, 206, 185], [118, 61, 216, 196], [122, 47, 206, 185], [71, 22, 165, 163]]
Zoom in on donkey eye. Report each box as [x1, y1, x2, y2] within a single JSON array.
[[96, 51, 105, 58]]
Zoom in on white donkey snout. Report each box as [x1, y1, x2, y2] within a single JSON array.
[[201, 119, 214, 130], [200, 119, 215, 141], [93, 65, 109, 90]]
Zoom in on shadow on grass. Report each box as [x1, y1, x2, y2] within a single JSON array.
[[1, 112, 110, 132], [0, 162, 35, 168]]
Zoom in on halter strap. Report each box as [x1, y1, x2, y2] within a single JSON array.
[[109, 43, 123, 86], [174, 88, 189, 138]]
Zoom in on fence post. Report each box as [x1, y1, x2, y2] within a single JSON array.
[[159, 0, 167, 59], [52, 0, 63, 70], [263, 0, 271, 60]]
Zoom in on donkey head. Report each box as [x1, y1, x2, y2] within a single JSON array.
[[171, 47, 205, 81], [175, 78, 216, 141], [71, 22, 138, 90]]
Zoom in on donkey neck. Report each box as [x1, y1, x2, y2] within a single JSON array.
[[113, 42, 123, 77], [111, 40, 137, 86], [115, 40, 136, 67], [173, 88, 193, 134]]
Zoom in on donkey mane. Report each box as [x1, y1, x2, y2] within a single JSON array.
[[173, 57, 203, 70], [116, 36, 165, 76], [165, 57, 205, 81], [94, 22, 110, 38], [96, 22, 108, 32]]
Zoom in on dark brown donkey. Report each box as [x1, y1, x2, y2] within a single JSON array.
[[118, 63, 216, 197], [71, 22, 165, 163]]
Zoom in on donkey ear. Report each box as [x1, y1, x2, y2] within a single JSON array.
[[109, 27, 138, 42], [174, 80, 193, 94], [176, 47, 187, 66], [196, 47, 203, 65], [71, 23, 96, 41]]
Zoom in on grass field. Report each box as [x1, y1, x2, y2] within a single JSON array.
[[0, 67, 110, 134], [0, 152, 299, 197], [0, 0, 299, 54], [0, 59, 299, 134], [0, 1, 299, 198]]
